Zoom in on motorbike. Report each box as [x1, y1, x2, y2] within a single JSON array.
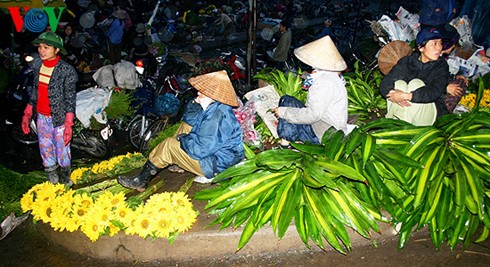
[[5, 54, 114, 159], [127, 54, 194, 151]]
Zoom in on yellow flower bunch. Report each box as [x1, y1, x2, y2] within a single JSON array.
[[70, 152, 144, 184], [459, 89, 490, 111], [20, 183, 198, 242]]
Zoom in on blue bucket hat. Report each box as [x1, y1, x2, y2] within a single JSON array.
[[416, 27, 442, 47]]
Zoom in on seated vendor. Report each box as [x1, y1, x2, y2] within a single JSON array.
[[271, 35, 352, 146], [379, 27, 450, 126], [118, 70, 245, 191]]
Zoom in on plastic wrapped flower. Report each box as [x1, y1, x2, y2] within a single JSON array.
[[233, 99, 262, 146]]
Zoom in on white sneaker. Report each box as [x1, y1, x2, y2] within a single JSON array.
[[194, 176, 212, 184]]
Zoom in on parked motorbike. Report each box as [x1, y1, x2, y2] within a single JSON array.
[[127, 54, 194, 151]]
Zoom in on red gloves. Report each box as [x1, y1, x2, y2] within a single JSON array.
[[21, 104, 33, 134], [63, 112, 75, 146]]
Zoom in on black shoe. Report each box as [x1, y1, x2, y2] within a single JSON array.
[[45, 165, 59, 184], [117, 161, 160, 192], [59, 166, 73, 187]]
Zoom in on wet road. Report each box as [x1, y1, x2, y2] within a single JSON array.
[[1, 218, 490, 267]]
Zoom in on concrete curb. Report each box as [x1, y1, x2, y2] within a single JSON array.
[[36, 207, 410, 263]]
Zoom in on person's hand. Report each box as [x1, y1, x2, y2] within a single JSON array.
[[270, 107, 280, 119], [387, 89, 412, 107], [63, 113, 75, 146], [21, 104, 33, 134], [447, 83, 463, 97]]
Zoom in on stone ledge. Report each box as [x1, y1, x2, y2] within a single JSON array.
[[36, 216, 411, 263]]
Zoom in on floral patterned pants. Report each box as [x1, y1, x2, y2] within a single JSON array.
[[37, 114, 71, 168]]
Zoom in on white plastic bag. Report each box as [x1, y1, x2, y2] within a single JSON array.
[[244, 85, 280, 139], [75, 87, 112, 128]]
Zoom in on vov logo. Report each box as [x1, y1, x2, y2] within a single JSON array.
[[1, 0, 66, 33], [7, 6, 66, 33]]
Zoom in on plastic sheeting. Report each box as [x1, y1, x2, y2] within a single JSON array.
[[92, 60, 140, 89]]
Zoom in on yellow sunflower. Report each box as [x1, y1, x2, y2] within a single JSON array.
[[48, 194, 74, 232], [20, 190, 35, 213], [114, 205, 133, 227], [173, 210, 198, 233], [107, 224, 120, 237], [151, 217, 174, 238], [73, 192, 94, 209], [86, 205, 112, 229], [124, 206, 144, 236], [37, 201, 54, 223], [134, 215, 153, 238], [71, 167, 90, 184], [171, 191, 194, 210], [80, 217, 103, 242]]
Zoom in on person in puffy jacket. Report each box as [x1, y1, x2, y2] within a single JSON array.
[[118, 70, 244, 191]]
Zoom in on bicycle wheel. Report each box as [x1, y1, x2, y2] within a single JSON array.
[[139, 116, 170, 153], [127, 115, 155, 150]]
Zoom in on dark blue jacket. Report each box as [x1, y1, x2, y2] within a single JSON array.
[[180, 101, 244, 178]]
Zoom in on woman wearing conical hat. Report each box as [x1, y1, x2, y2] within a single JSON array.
[[118, 70, 245, 191], [272, 35, 353, 146]]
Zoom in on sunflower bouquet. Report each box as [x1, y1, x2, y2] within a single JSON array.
[[20, 152, 198, 243], [459, 88, 490, 112]]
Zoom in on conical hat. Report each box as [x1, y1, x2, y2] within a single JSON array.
[[293, 35, 347, 71], [378, 41, 413, 75], [112, 9, 127, 19], [188, 70, 239, 107]]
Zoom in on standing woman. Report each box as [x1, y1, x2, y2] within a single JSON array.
[[105, 9, 126, 64], [21, 32, 78, 186]]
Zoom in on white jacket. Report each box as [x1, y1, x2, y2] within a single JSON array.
[[278, 70, 350, 140]]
